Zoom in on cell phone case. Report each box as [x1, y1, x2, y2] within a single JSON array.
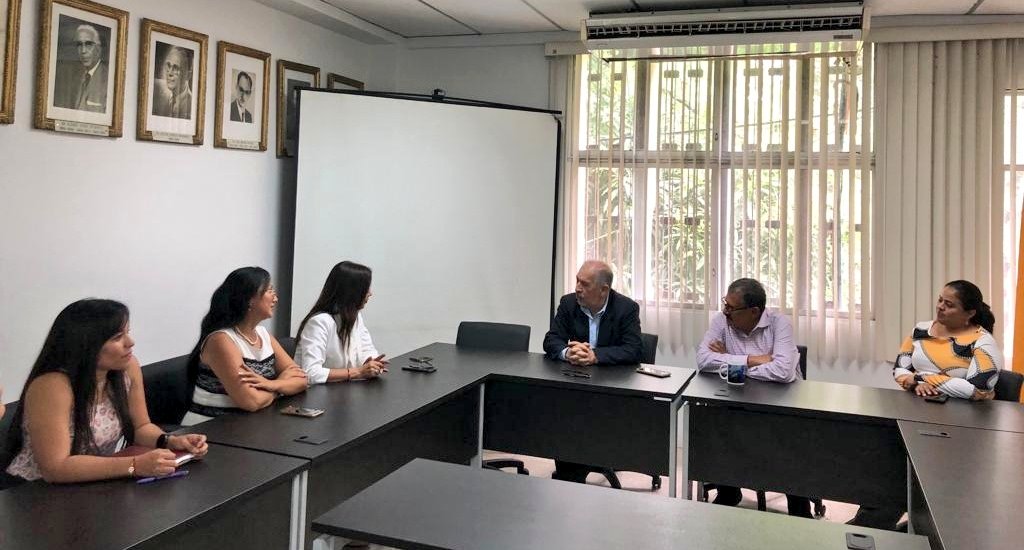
[[281, 405, 325, 418], [403, 364, 436, 373], [636, 366, 670, 378]]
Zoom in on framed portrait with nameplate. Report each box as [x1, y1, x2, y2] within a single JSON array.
[[136, 19, 207, 145], [276, 59, 318, 157], [214, 41, 269, 151], [0, 0, 23, 124], [34, 0, 127, 137]]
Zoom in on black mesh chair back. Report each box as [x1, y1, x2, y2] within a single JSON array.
[[278, 335, 297, 358], [995, 370, 1024, 402], [797, 345, 808, 381], [456, 322, 530, 352], [640, 333, 659, 364], [141, 355, 191, 429], [0, 400, 24, 490]]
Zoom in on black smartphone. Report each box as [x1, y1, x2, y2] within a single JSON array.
[[403, 364, 436, 373], [636, 366, 670, 378], [924, 393, 949, 403], [294, 435, 328, 445], [281, 405, 325, 418], [845, 533, 875, 550]]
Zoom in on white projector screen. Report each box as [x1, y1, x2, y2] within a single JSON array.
[[293, 91, 559, 356]]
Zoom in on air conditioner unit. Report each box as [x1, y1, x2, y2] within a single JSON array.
[[582, 2, 866, 49]]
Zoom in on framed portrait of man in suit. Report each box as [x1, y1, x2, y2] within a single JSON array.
[[137, 19, 207, 145], [34, 0, 127, 136], [214, 40, 269, 151], [0, 0, 23, 124], [276, 59, 319, 158]]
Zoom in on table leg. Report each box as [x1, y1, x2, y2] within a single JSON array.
[[906, 457, 914, 535], [681, 400, 692, 500], [471, 383, 484, 468], [290, 470, 309, 550], [669, 394, 682, 498]]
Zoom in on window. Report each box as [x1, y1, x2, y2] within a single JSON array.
[[571, 44, 872, 317]]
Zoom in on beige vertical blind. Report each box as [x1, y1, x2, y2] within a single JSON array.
[[874, 39, 1024, 361], [566, 43, 874, 362]]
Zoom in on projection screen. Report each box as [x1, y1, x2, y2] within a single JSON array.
[[293, 90, 559, 356]]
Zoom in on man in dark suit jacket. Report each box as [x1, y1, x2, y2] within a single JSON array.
[[229, 71, 254, 123], [542, 259, 643, 483], [53, 24, 108, 112]]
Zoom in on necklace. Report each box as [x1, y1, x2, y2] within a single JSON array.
[[233, 326, 260, 347]]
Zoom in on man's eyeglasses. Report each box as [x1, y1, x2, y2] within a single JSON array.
[[721, 299, 753, 315]]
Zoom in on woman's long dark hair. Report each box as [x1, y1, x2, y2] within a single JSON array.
[[297, 261, 372, 352], [946, 280, 996, 333], [187, 267, 271, 388], [3, 299, 135, 469]]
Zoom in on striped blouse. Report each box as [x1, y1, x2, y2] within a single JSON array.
[[892, 321, 1002, 399]]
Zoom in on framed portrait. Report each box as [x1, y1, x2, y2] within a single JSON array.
[[34, 0, 128, 136], [276, 59, 318, 157], [214, 41, 269, 151], [136, 19, 207, 145], [327, 72, 364, 91], [0, 0, 22, 124]]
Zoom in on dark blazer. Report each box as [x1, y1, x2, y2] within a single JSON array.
[[230, 100, 252, 123], [543, 289, 643, 365]]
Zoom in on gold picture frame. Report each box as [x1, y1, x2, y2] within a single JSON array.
[[214, 40, 269, 151], [276, 59, 319, 158], [34, 0, 128, 136], [136, 18, 208, 145], [327, 72, 364, 91], [0, 0, 22, 124]]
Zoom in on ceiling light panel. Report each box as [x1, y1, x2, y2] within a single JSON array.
[[324, 0, 474, 37], [425, 0, 561, 33]]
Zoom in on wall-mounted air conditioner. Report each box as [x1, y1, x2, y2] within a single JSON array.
[[582, 2, 865, 49]]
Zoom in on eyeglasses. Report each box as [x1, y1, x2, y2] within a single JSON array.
[[560, 366, 592, 379], [410, 356, 433, 366], [721, 298, 753, 315], [164, 62, 182, 73]]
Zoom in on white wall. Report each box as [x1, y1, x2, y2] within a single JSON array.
[[394, 45, 551, 110], [0, 0, 394, 398]]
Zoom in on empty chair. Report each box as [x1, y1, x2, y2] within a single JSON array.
[[995, 370, 1024, 402], [457, 321, 531, 475], [456, 321, 530, 352], [278, 335, 297, 358], [600, 332, 662, 491], [141, 354, 192, 431]]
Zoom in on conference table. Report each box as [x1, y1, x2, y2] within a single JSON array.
[[0, 443, 307, 550], [190, 342, 694, 549], [312, 458, 931, 550], [901, 421, 1024, 550], [682, 371, 1024, 518]]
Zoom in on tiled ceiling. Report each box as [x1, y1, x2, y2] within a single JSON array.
[[319, 0, 1024, 38]]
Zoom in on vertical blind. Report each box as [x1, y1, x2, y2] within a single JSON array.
[[567, 43, 874, 362]]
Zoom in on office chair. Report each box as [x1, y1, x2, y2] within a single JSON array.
[[0, 400, 24, 490], [141, 354, 192, 431], [456, 321, 532, 475], [703, 345, 826, 518], [599, 333, 662, 491], [278, 335, 298, 358], [994, 370, 1024, 402]]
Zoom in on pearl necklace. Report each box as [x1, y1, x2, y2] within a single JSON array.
[[233, 327, 260, 347]]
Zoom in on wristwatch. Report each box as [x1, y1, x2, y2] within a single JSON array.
[[156, 433, 170, 449]]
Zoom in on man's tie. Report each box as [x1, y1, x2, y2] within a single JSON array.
[[76, 72, 92, 110]]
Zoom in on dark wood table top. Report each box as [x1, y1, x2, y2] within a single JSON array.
[[0, 443, 306, 550], [194, 342, 693, 461], [899, 421, 1024, 550], [313, 458, 930, 550], [684, 371, 1024, 431]]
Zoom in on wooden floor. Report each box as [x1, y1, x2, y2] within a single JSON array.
[[321, 450, 866, 549]]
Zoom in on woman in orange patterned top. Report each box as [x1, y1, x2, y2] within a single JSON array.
[[893, 280, 1002, 400]]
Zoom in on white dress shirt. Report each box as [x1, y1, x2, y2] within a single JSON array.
[[294, 312, 379, 385]]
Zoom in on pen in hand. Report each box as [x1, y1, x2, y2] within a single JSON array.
[[136, 469, 189, 485]]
